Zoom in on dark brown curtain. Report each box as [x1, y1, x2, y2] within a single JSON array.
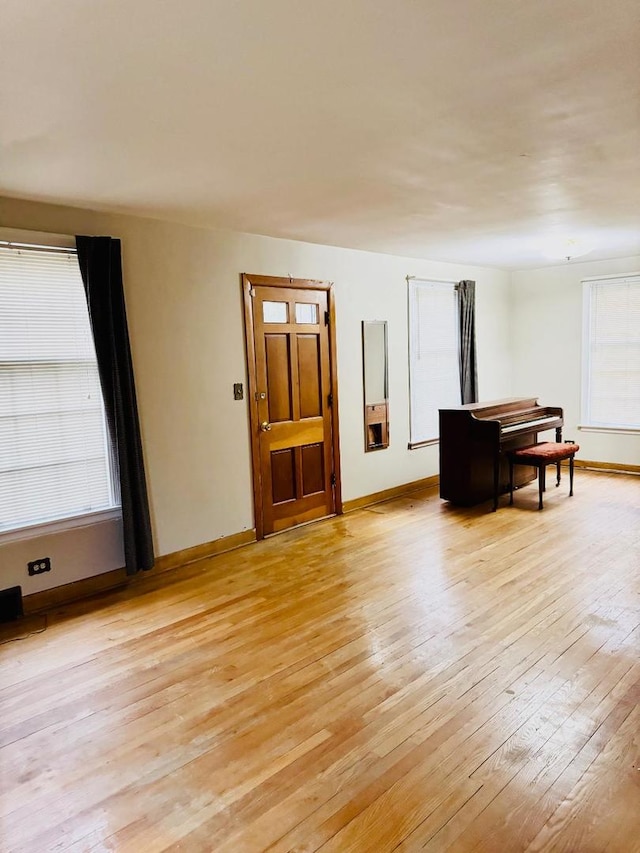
[[76, 236, 154, 575], [457, 279, 478, 404]]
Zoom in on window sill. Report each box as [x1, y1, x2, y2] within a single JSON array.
[[0, 507, 122, 546], [578, 425, 640, 436], [408, 438, 439, 450]]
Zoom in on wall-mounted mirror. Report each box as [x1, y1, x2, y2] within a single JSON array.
[[362, 320, 389, 451]]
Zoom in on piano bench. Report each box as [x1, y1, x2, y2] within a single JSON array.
[[508, 442, 579, 510]]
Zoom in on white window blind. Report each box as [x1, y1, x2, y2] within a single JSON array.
[[0, 246, 117, 533], [582, 275, 640, 429], [408, 280, 460, 445]]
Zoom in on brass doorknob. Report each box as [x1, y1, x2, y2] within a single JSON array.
[[260, 421, 272, 432]]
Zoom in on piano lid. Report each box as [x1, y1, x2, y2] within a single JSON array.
[[439, 397, 540, 419]]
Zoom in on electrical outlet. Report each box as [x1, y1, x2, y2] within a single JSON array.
[[28, 557, 51, 576]]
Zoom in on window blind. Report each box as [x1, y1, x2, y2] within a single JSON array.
[[408, 280, 460, 444], [0, 246, 117, 533], [583, 275, 640, 429]]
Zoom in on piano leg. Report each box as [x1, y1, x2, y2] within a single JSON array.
[[509, 457, 514, 505], [493, 455, 500, 511]]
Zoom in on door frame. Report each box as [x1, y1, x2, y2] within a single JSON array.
[[242, 273, 342, 539]]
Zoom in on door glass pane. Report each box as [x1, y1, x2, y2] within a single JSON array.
[[295, 303, 318, 324], [263, 301, 288, 323]]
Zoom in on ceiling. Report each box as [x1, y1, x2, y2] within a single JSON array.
[[2, 0, 639, 269]]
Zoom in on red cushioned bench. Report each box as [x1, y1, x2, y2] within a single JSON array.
[[508, 441, 579, 510]]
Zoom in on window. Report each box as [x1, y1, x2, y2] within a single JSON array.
[[0, 244, 119, 533], [408, 279, 460, 446], [582, 275, 640, 430]]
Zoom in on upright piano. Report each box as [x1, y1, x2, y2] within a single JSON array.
[[439, 397, 564, 509]]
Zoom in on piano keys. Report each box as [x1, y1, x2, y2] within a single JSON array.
[[439, 397, 564, 510]]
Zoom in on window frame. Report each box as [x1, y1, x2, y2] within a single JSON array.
[[0, 507, 122, 545], [407, 278, 461, 449], [580, 272, 640, 434]]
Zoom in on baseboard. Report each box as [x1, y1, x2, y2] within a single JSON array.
[[343, 475, 439, 513], [24, 528, 257, 614], [152, 529, 257, 574], [571, 459, 640, 475], [24, 567, 128, 614]]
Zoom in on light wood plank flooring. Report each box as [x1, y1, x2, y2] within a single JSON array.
[[1, 470, 639, 852]]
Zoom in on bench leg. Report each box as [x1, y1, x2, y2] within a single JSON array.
[[556, 460, 561, 487], [538, 464, 545, 510], [569, 454, 575, 496]]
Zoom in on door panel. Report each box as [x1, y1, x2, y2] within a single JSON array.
[[265, 335, 292, 422], [271, 449, 296, 504], [246, 279, 337, 536], [301, 443, 324, 495], [297, 335, 322, 418]]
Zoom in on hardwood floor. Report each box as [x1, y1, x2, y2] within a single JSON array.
[[1, 470, 639, 852]]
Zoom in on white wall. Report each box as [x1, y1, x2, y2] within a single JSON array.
[[510, 256, 640, 466], [0, 196, 512, 593]]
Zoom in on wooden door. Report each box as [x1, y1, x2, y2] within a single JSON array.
[[243, 275, 341, 537]]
